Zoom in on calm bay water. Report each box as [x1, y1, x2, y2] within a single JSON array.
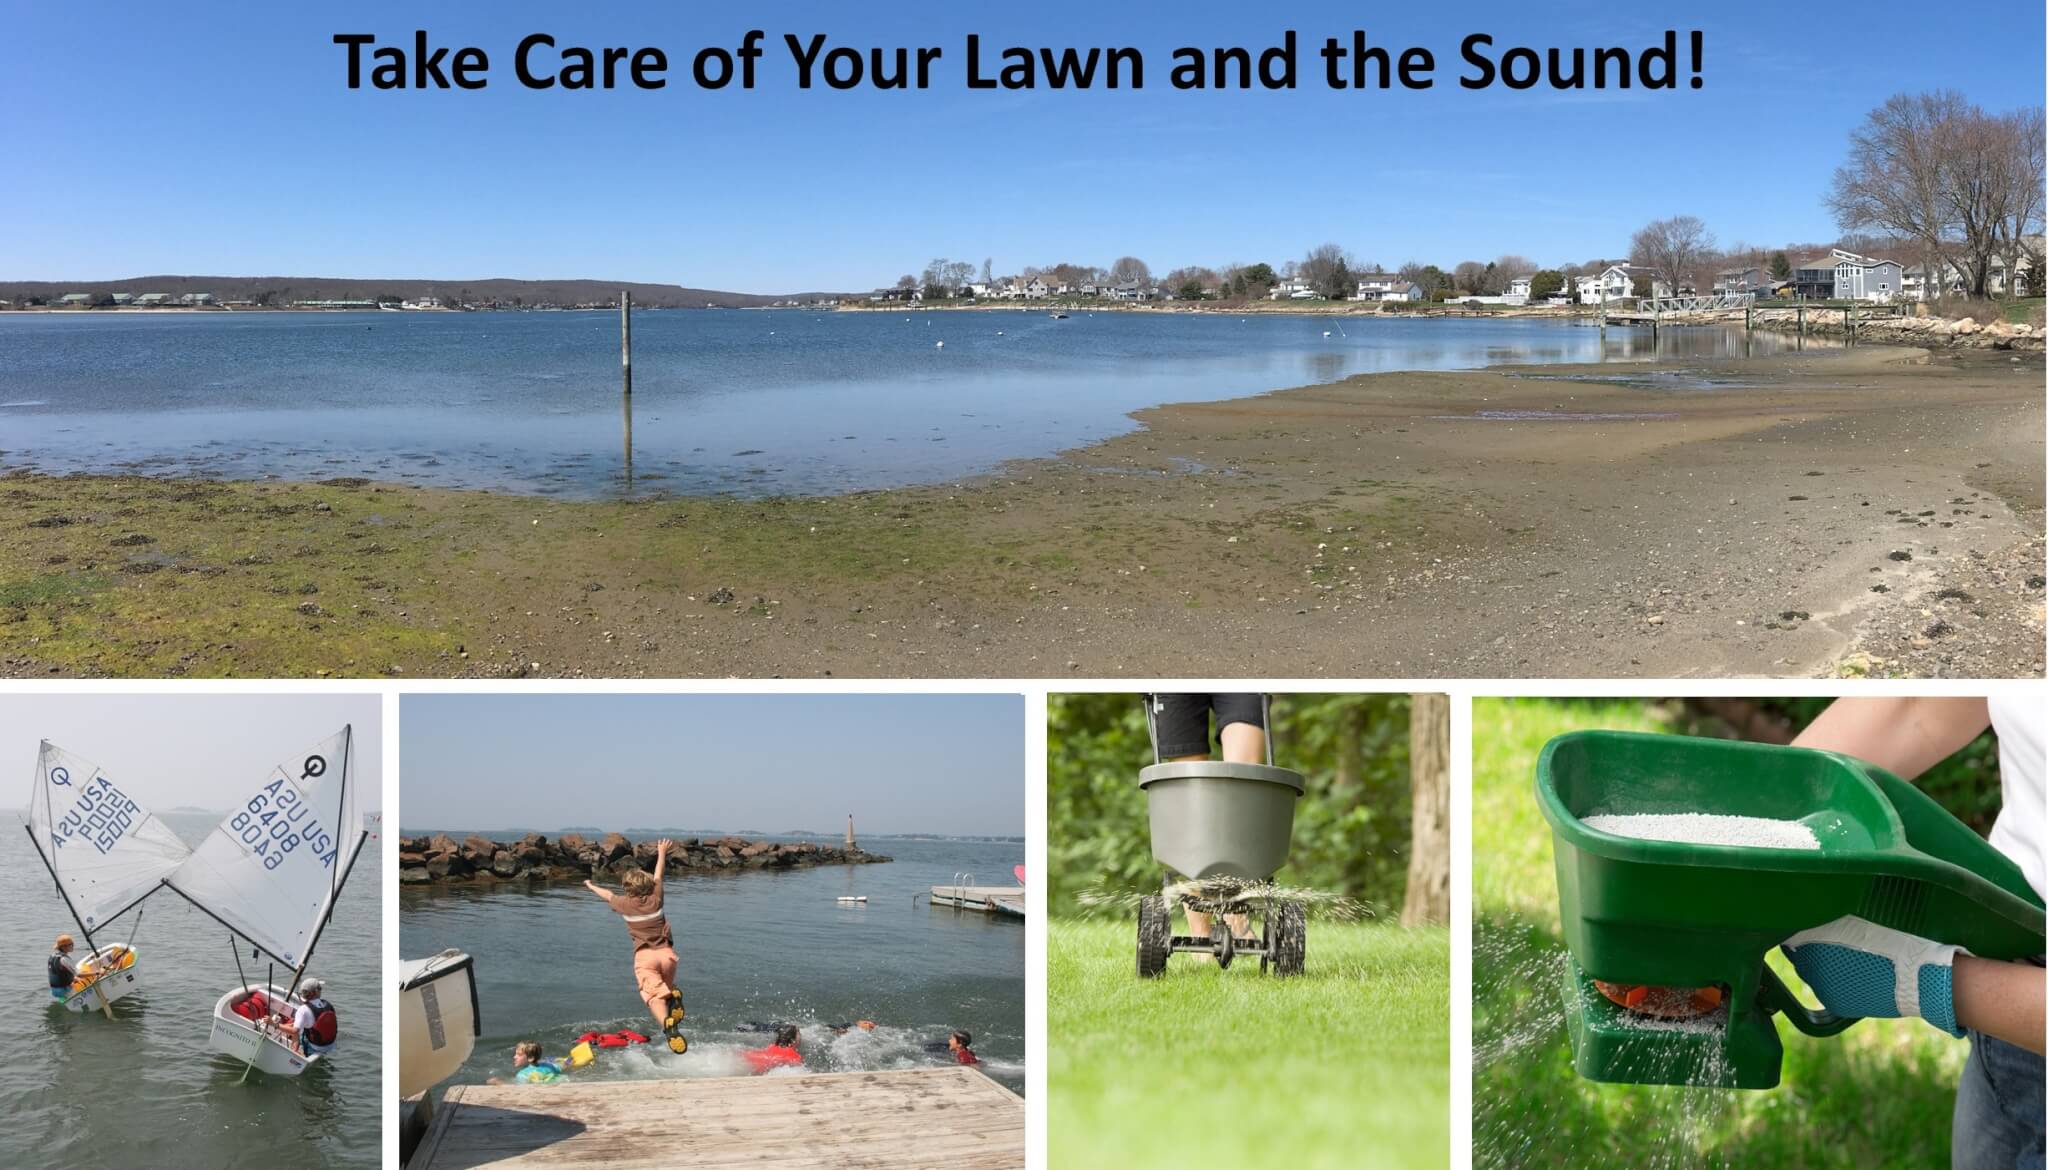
[[398, 836, 1025, 1094], [0, 310, 1813, 498], [0, 813, 382, 1170]]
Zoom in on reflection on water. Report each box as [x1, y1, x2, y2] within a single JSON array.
[[0, 311, 1824, 499]]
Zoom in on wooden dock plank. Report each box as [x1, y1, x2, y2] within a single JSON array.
[[411, 1068, 1022, 1170]]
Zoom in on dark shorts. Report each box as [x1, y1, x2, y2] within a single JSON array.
[[1148, 694, 1265, 759]]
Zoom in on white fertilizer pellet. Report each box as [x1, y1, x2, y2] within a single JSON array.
[[1584, 812, 1820, 851]]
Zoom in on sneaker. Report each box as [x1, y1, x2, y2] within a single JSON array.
[[667, 1034, 687, 1055], [662, 992, 685, 1033]]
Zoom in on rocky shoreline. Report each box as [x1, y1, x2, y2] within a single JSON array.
[[397, 832, 891, 886], [1746, 307, 2042, 351]]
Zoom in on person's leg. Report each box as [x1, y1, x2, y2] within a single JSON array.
[[633, 949, 670, 1026], [1953, 1029, 2046, 1170], [1211, 693, 1268, 765]]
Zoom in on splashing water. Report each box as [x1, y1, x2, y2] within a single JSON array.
[[1074, 877, 1376, 921]]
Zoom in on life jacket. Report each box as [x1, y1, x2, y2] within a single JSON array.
[[49, 952, 73, 990], [744, 1044, 802, 1073], [576, 1030, 649, 1049], [954, 1047, 980, 1066], [233, 990, 271, 1021], [306, 996, 338, 1046]]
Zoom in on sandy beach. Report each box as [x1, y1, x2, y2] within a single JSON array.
[[2, 345, 2040, 679]]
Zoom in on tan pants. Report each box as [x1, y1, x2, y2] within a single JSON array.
[[633, 946, 679, 1014]]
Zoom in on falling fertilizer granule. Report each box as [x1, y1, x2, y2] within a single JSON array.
[[1584, 812, 1821, 851]]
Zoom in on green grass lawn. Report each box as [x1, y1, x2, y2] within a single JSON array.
[[1050, 918, 1448, 1170], [1474, 698, 1969, 1170]]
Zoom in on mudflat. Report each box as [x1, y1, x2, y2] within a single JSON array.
[[2, 345, 2040, 678]]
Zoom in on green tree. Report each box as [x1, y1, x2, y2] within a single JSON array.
[[1769, 250, 1792, 280], [1529, 270, 1565, 300], [1176, 280, 1206, 301]]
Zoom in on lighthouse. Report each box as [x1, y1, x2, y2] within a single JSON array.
[[845, 814, 856, 850]]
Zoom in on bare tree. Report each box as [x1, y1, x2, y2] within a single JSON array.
[[1451, 260, 1488, 294], [1299, 242, 1354, 299], [1108, 256, 1152, 286], [1630, 215, 1715, 296], [1993, 106, 2045, 294], [980, 257, 993, 286], [1492, 254, 1537, 284], [1397, 260, 1430, 284], [894, 274, 917, 290], [1401, 693, 1449, 927]]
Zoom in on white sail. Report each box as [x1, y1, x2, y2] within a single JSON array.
[[24, 741, 191, 933], [166, 727, 365, 970]]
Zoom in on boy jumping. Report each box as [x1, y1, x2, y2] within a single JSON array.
[[584, 838, 687, 1054]]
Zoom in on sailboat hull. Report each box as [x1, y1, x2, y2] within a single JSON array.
[[398, 950, 480, 1097], [211, 984, 328, 1077], [63, 946, 142, 1013]]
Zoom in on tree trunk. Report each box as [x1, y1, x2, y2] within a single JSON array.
[[1401, 693, 1450, 927], [1335, 704, 1361, 792]]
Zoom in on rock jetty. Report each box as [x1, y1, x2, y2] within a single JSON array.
[[397, 832, 891, 886]]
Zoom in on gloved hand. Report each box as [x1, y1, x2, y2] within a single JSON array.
[[1781, 915, 1967, 1037]]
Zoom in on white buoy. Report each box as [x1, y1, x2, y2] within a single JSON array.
[[836, 896, 868, 903], [996, 331, 1003, 336], [935, 341, 944, 348]]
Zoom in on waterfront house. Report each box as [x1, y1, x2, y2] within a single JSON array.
[[179, 292, 217, 306], [1022, 278, 1050, 299], [1506, 276, 1532, 299], [110, 292, 134, 305], [136, 292, 174, 306], [1575, 265, 1638, 305], [1794, 249, 1900, 301], [59, 292, 92, 306], [1713, 266, 1768, 295], [1269, 277, 1316, 300], [1355, 274, 1425, 302]]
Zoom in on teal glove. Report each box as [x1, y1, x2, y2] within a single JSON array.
[[1781, 915, 1967, 1037]]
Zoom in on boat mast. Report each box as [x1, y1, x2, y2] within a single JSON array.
[[23, 823, 99, 956]]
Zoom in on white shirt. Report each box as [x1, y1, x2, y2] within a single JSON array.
[[1986, 696, 2045, 902], [293, 1001, 317, 1035]]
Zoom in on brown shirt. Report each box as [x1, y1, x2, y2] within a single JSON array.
[[611, 890, 673, 952]]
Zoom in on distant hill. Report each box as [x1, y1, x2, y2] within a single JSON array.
[[0, 275, 853, 309]]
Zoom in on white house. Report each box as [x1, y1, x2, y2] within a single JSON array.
[[1506, 276, 1532, 298], [179, 292, 216, 306], [1270, 277, 1316, 300], [1021, 277, 1050, 300], [1355, 274, 1425, 302], [1576, 264, 1667, 304]]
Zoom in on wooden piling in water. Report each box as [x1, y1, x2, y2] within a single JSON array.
[[620, 290, 633, 397]]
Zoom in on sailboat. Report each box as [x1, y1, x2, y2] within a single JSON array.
[[23, 741, 192, 1016], [163, 726, 369, 1077]]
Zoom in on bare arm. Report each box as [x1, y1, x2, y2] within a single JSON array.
[[583, 879, 615, 903], [1955, 955, 2047, 1055], [653, 838, 673, 883], [1790, 697, 1990, 781]]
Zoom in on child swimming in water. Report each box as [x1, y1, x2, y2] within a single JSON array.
[[583, 838, 686, 1053], [489, 1041, 568, 1085]]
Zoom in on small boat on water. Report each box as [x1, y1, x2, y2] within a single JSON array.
[[24, 739, 193, 1018], [164, 725, 370, 1079], [398, 949, 481, 1098], [1049, 311, 1069, 319]]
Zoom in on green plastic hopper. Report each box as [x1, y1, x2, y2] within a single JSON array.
[[1536, 730, 2044, 1090]]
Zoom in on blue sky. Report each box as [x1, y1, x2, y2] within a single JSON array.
[[6, 1, 2042, 291], [399, 693, 1024, 836], [0, 694, 382, 812]]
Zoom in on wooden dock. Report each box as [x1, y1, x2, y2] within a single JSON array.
[[409, 1067, 1023, 1170], [928, 885, 1026, 919]]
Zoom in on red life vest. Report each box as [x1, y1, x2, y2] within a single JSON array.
[[233, 991, 271, 1021], [306, 996, 339, 1046], [576, 1030, 649, 1049], [744, 1044, 802, 1073], [955, 1047, 980, 1066]]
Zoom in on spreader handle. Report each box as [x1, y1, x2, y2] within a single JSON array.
[[1759, 965, 1859, 1038]]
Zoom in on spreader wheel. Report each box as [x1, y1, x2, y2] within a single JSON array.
[[1211, 917, 1235, 970], [1272, 903, 1306, 977], [1137, 895, 1170, 978]]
